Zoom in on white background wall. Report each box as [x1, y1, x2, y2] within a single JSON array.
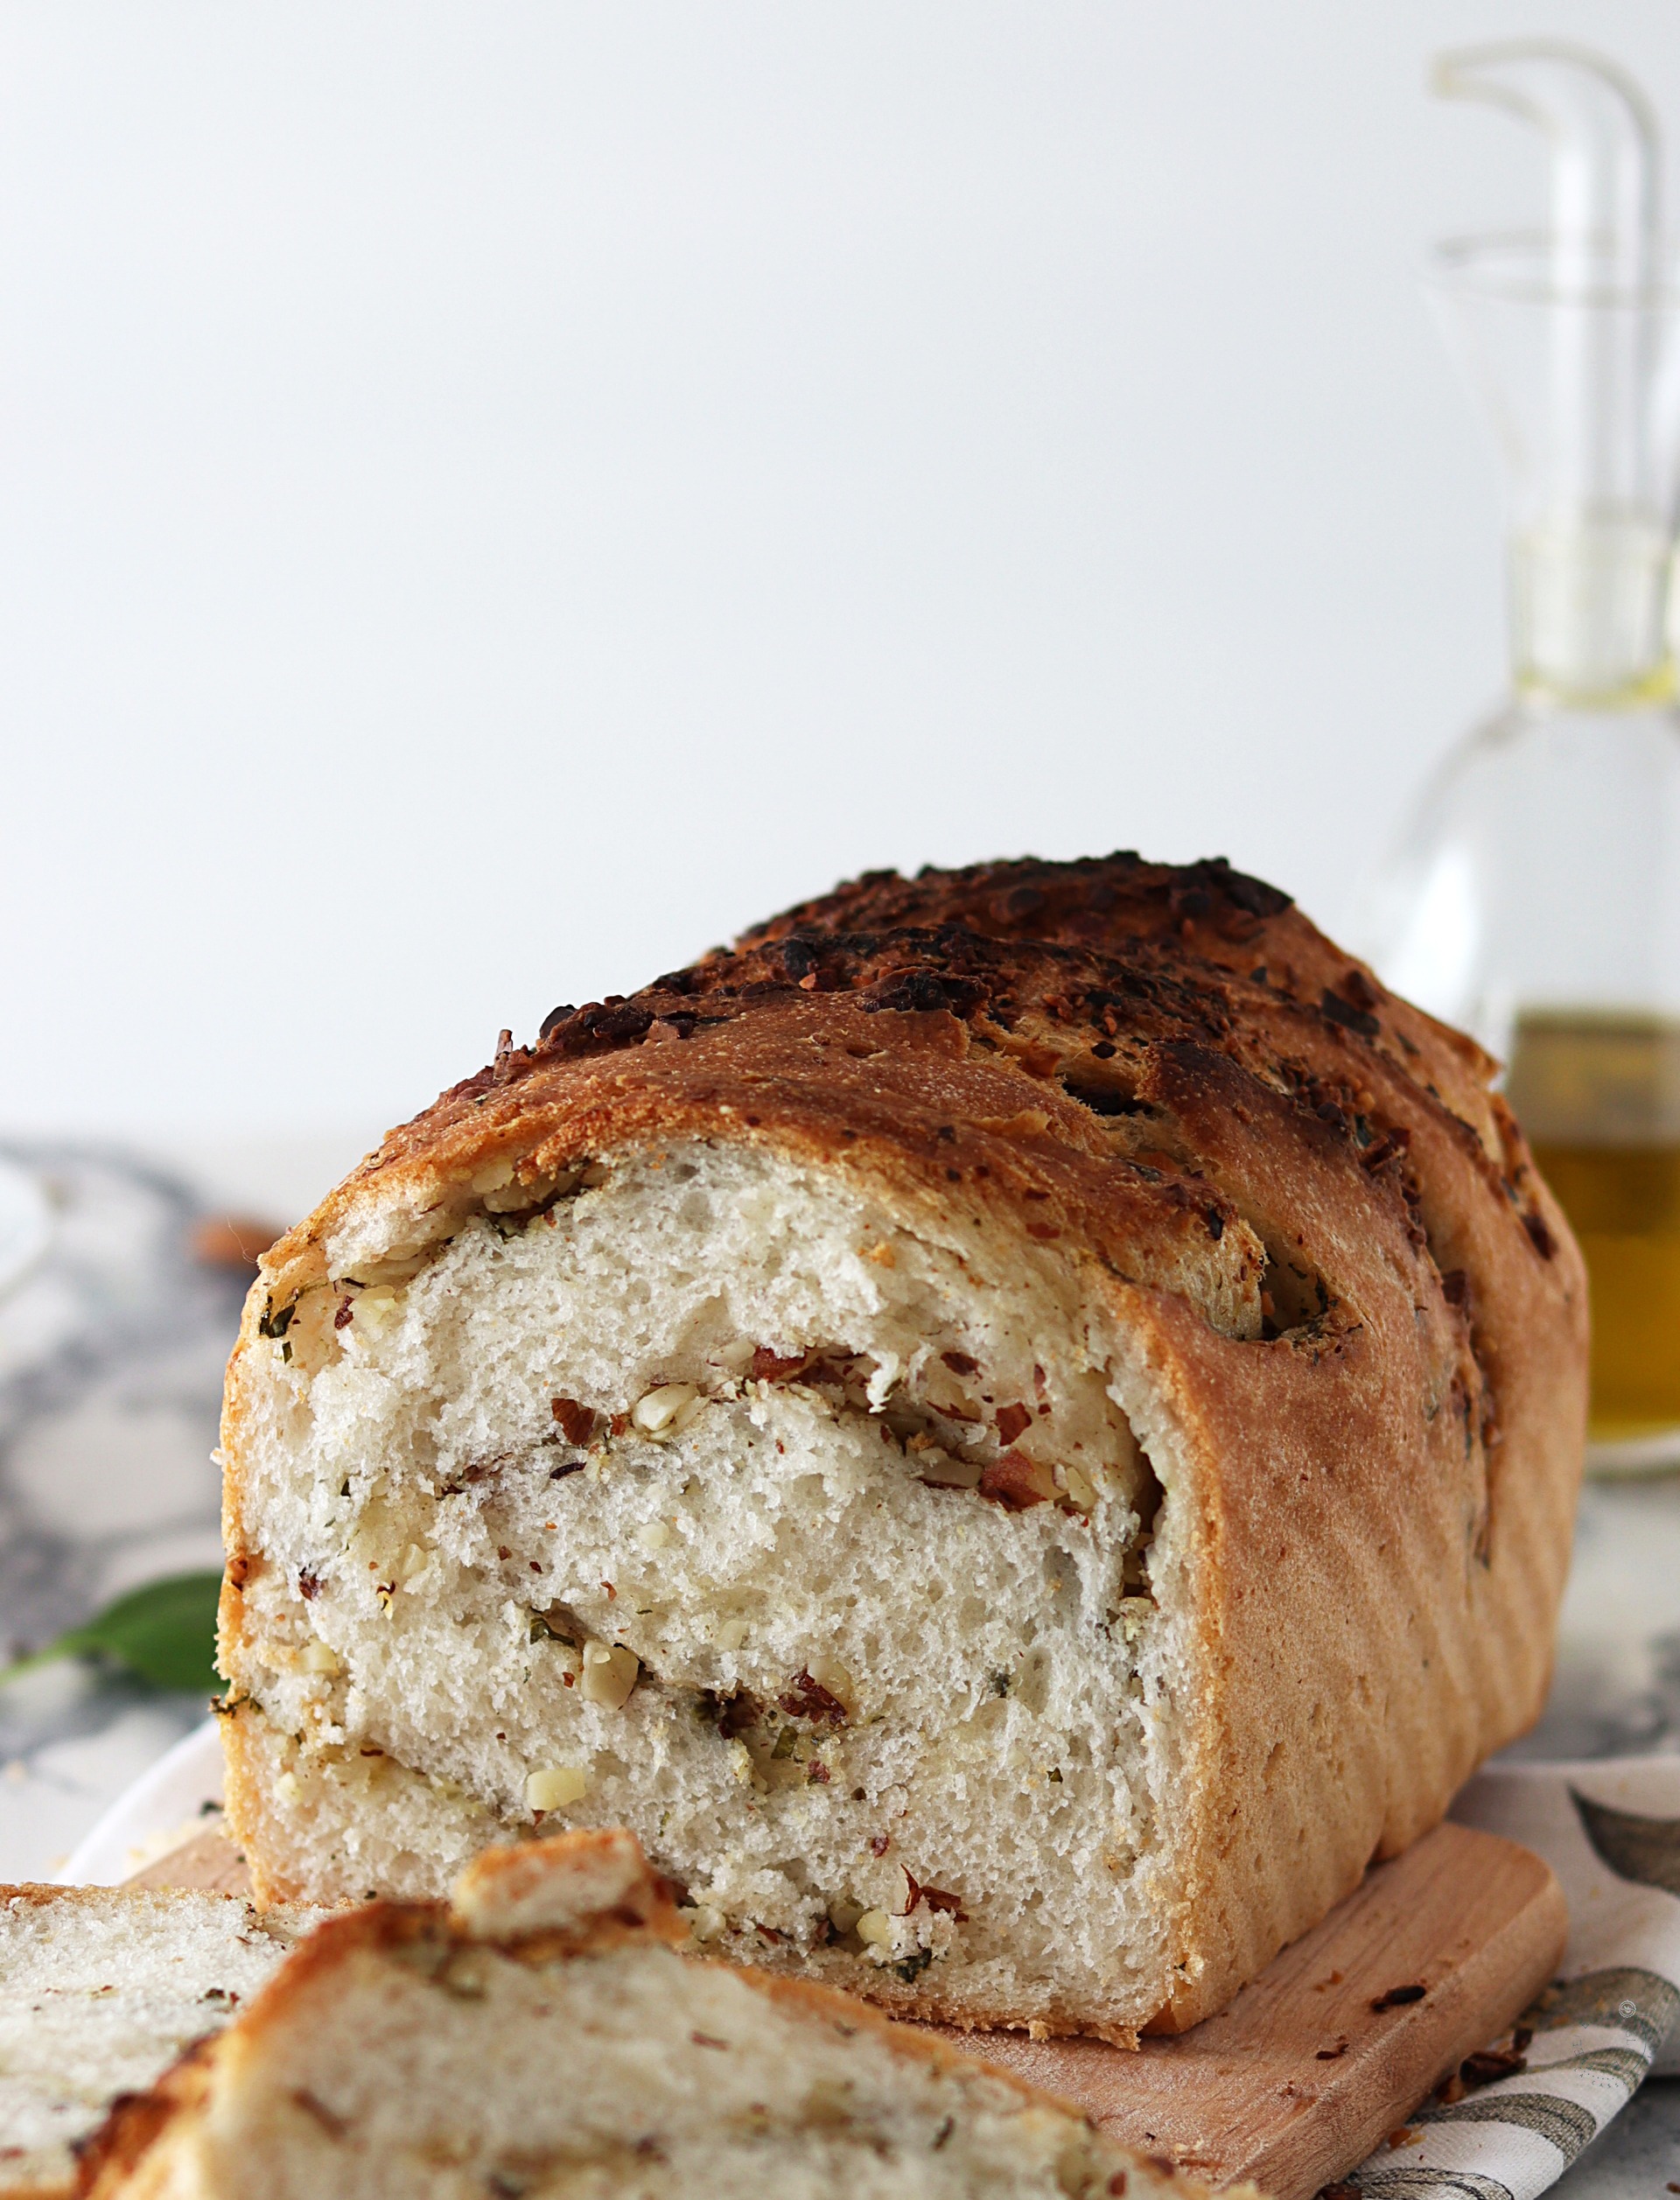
[[0, 3, 1676, 1188]]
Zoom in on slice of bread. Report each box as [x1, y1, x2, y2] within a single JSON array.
[[218, 853, 1586, 2040], [81, 1829, 1210, 2200], [0, 1886, 320, 2200]]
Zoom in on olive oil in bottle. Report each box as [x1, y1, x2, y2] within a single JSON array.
[[1508, 1012, 1680, 1447]]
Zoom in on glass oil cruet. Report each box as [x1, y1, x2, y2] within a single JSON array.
[[1358, 42, 1680, 1475]]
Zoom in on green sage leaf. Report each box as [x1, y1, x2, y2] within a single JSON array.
[[0, 1570, 225, 1694]]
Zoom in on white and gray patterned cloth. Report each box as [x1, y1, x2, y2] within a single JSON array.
[[1341, 1756, 1680, 2200]]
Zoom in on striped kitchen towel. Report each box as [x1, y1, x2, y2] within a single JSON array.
[[1340, 1755, 1680, 2200]]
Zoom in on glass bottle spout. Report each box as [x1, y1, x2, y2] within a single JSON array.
[[1434, 42, 1659, 290], [1430, 43, 1680, 703], [1358, 43, 1680, 1470]]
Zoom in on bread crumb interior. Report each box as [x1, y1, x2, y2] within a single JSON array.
[[230, 1143, 1196, 2031]]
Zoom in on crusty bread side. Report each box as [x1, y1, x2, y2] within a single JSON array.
[[81, 1829, 1215, 2200], [216, 853, 1586, 2037], [0, 1885, 320, 2200]]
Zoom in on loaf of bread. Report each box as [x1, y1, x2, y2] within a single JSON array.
[[217, 853, 1586, 2042], [81, 1829, 1203, 2200], [0, 1884, 319, 2198]]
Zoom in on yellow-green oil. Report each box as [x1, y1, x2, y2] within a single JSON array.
[[1508, 1012, 1680, 1443]]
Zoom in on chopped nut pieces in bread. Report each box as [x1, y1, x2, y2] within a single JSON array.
[[217, 852, 1587, 2042], [0, 1884, 321, 2200], [81, 1830, 1207, 2200]]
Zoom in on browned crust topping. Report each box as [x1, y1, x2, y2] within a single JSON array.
[[477, 862, 1559, 1350], [734, 852, 1294, 949], [250, 853, 1574, 1550]]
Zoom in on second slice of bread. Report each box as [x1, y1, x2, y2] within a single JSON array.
[[0, 1885, 320, 2200], [82, 1829, 1218, 2200]]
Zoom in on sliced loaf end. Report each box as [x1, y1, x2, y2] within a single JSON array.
[[83, 1829, 1226, 2200]]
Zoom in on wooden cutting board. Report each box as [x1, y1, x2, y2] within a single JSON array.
[[936, 1822, 1565, 2198], [129, 1818, 1564, 2200]]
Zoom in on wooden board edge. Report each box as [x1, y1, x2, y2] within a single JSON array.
[[1240, 1851, 1570, 2198], [123, 1827, 251, 1895]]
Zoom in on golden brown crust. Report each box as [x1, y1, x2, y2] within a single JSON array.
[[73, 2042, 216, 2200], [218, 853, 1587, 2034], [732, 849, 1501, 1096]]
